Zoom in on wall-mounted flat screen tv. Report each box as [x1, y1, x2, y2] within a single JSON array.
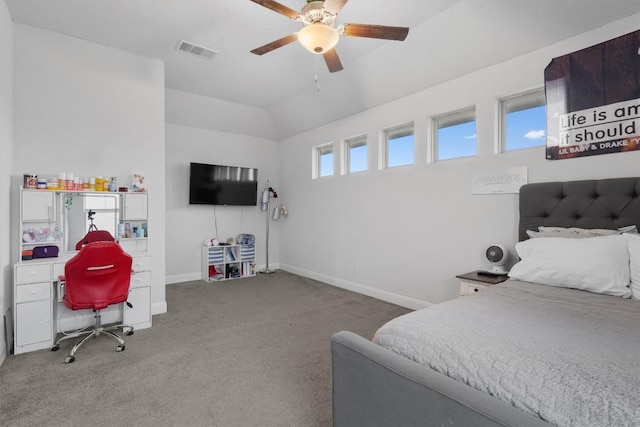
[[189, 162, 258, 206]]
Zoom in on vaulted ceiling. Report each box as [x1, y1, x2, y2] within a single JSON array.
[[6, 0, 640, 139]]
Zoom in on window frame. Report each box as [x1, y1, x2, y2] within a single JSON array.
[[312, 143, 335, 179], [341, 134, 368, 175], [499, 88, 546, 153], [433, 107, 477, 161], [382, 122, 415, 169]]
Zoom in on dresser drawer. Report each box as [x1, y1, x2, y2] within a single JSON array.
[[16, 282, 51, 303], [132, 256, 151, 272], [130, 271, 151, 289], [16, 264, 51, 284]]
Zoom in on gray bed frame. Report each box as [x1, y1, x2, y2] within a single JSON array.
[[331, 177, 640, 427]]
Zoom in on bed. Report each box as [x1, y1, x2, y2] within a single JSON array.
[[331, 177, 640, 427]]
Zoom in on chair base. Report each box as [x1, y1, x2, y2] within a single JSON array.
[[51, 310, 133, 364]]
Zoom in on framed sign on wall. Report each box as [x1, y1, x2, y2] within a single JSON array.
[[544, 30, 639, 160]]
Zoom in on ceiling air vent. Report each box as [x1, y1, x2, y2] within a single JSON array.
[[176, 40, 218, 60]]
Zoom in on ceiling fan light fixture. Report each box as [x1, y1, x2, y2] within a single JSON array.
[[297, 23, 339, 54]]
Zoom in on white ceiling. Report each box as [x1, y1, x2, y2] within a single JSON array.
[[5, 0, 640, 139]]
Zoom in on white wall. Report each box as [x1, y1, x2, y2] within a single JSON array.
[[0, 0, 13, 363], [164, 107, 280, 283], [12, 24, 167, 314], [166, 89, 277, 140], [278, 15, 640, 309]]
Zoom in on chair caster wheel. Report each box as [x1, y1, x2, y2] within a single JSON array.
[[117, 344, 125, 352], [64, 356, 75, 364], [51, 345, 60, 352], [125, 330, 134, 336]]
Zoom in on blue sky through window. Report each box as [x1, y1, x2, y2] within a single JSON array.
[[320, 151, 333, 177], [438, 121, 477, 160], [505, 105, 546, 150], [349, 144, 367, 173], [387, 134, 414, 167], [317, 104, 545, 176]]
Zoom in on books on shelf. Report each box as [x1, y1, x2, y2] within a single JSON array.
[[203, 243, 256, 282], [242, 262, 255, 276]]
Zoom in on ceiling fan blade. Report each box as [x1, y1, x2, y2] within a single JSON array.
[[250, 0, 299, 20], [250, 34, 298, 55], [323, 48, 343, 73], [323, 0, 348, 15], [341, 23, 409, 41]]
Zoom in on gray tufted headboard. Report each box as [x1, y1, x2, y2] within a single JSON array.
[[519, 177, 640, 241]]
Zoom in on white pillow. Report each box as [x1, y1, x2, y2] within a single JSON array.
[[509, 234, 631, 297], [623, 233, 640, 300]]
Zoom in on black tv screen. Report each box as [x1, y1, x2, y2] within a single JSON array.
[[189, 162, 258, 206]]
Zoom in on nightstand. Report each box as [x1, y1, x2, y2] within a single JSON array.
[[456, 270, 509, 296]]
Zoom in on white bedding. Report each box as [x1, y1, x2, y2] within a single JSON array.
[[373, 280, 640, 427]]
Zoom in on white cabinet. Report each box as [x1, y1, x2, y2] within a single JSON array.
[[120, 193, 148, 252], [15, 299, 51, 347], [202, 244, 256, 282], [123, 256, 152, 330], [125, 287, 151, 327], [13, 264, 54, 353], [21, 191, 55, 222], [19, 190, 60, 257], [123, 193, 148, 220]]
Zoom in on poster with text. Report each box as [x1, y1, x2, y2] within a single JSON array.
[[544, 30, 639, 160]]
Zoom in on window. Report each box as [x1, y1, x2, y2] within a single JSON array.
[[435, 108, 477, 161], [384, 123, 414, 168], [343, 135, 367, 174], [501, 89, 546, 151], [313, 143, 334, 178]]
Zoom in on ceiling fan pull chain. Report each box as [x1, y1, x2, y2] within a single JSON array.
[[314, 55, 321, 92]]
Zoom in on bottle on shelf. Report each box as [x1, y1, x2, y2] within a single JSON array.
[[66, 173, 74, 190], [57, 173, 66, 190]]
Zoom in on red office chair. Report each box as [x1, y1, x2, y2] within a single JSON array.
[[51, 241, 134, 363], [75, 229, 115, 250]]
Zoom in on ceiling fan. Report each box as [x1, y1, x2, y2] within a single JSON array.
[[249, 0, 409, 73]]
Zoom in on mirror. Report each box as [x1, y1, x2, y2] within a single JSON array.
[[62, 193, 120, 252]]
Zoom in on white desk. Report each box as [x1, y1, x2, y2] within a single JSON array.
[[13, 252, 151, 355]]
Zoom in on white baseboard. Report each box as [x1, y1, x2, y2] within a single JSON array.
[[165, 264, 281, 285], [163, 264, 428, 310], [278, 264, 432, 311], [165, 272, 201, 284]]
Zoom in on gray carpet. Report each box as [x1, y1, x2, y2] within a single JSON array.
[[0, 271, 410, 427]]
